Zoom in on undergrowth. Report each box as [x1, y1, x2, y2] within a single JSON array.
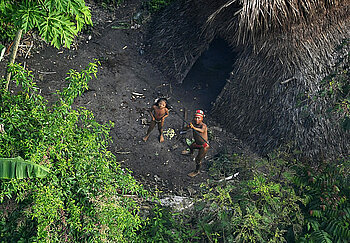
[[137, 203, 196, 242], [294, 160, 350, 242], [0, 5, 16, 43], [146, 0, 176, 12], [190, 152, 303, 242], [94, 0, 125, 8], [194, 153, 350, 242], [320, 39, 350, 130], [143, 151, 350, 242], [0, 63, 148, 242]]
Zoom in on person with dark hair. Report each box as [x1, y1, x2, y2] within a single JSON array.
[[143, 98, 169, 143], [181, 110, 209, 177]]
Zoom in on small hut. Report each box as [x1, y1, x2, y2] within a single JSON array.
[[145, 0, 350, 159]]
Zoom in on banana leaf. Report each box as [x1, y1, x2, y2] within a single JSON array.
[[0, 157, 50, 179]]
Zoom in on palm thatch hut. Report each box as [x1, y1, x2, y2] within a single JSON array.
[[145, 0, 350, 159]]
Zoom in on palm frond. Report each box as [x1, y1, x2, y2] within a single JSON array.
[[0, 157, 49, 179]]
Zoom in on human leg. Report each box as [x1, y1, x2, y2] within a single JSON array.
[[181, 142, 195, 155], [158, 120, 164, 142], [143, 120, 156, 141], [188, 145, 209, 177]]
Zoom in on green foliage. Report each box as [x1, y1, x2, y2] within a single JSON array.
[[0, 198, 38, 242], [207, 153, 252, 179], [0, 63, 147, 242], [146, 0, 175, 12], [138, 203, 196, 242], [95, 0, 125, 9], [0, 0, 92, 48], [294, 160, 350, 242], [0, 157, 49, 179], [192, 153, 303, 242], [320, 39, 350, 129], [0, 1, 16, 43], [58, 61, 98, 106], [136, 152, 349, 243], [203, 152, 350, 242], [0, 20, 16, 43]]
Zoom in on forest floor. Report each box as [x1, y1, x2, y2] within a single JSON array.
[[0, 0, 254, 196]]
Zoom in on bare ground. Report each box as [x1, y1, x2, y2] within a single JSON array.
[[0, 0, 253, 195]]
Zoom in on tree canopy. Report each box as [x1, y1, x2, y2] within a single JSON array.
[[0, 0, 92, 48]]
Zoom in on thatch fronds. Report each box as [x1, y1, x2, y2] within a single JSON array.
[[212, 19, 350, 158], [207, 0, 348, 45], [145, 0, 224, 83], [145, 0, 350, 159]]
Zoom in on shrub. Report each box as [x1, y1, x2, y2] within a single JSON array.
[[0, 63, 147, 242], [137, 203, 196, 242], [294, 160, 350, 242], [192, 153, 303, 242], [0, 3, 16, 43]]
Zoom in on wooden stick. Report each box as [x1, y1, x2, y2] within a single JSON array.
[[24, 42, 34, 59], [5, 29, 23, 90], [183, 108, 188, 129], [38, 71, 57, 74]]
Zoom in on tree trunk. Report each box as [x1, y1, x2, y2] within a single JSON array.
[[0, 43, 5, 62], [5, 29, 23, 91]]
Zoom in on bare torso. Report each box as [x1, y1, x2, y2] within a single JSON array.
[[152, 105, 168, 121], [192, 122, 208, 145]]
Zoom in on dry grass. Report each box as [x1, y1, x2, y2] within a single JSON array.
[[207, 0, 347, 44]]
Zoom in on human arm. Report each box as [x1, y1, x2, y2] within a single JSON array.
[[179, 121, 191, 134], [148, 105, 156, 120], [161, 108, 169, 121], [189, 123, 207, 133]]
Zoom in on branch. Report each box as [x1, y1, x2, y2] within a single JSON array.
[[4, 29, 23, 91]]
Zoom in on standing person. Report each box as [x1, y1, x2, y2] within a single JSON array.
[[181, 110, 209, 177], [143, 98, 169, 143]]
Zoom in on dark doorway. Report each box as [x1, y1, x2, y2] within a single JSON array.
[[180, 38, 237, 111]]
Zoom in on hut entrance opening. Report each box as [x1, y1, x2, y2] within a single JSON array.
[[180, 38, 237, 110]]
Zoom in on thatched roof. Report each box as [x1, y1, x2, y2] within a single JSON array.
[[207, 0, 349, 45], [145, 0, 350, 159], [145, 0, 226, 83]]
